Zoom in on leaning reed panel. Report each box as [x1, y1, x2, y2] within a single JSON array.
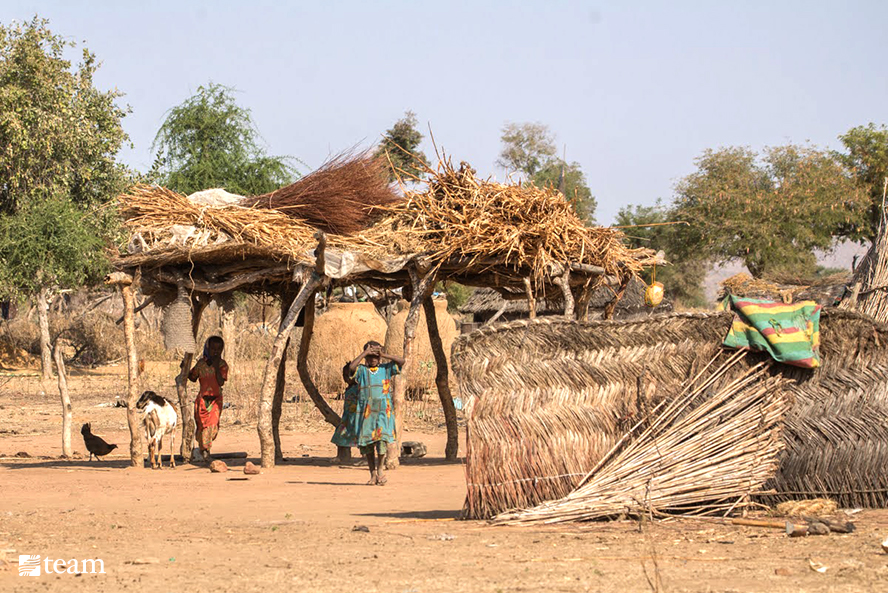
[[454, 309, 888, 520], [454, 312, 734, 519]]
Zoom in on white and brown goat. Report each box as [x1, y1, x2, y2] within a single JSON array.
[[136, 391, 178, 469]]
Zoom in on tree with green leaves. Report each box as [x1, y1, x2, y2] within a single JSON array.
[[151, 83, 298, 196], [615, 202, 708, 307], [375, 111, 430, 182], [498, 122, 597, 223], [532, 159, 598, 223], [673, 145, 866, 278], [838, 123, 888, 240], [0, 17, 130, 380], [497, 122, 556, 177]]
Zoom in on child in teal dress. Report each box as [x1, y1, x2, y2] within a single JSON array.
[[344, 341, 405, 485]]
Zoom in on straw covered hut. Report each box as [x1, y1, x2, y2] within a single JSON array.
[[460, 276, 672, 325], [108, 154, 659, 469], [453, 308, 888, 519]]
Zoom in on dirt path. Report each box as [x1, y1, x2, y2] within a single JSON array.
[[2, 374, 888, 591]]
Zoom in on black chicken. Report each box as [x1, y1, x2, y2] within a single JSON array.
[[81, 423, 117, 461]]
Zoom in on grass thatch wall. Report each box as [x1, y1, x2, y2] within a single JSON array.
[[453, 309, 888, 519]]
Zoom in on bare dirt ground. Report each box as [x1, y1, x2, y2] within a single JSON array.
[[2, 366, 888, 593]]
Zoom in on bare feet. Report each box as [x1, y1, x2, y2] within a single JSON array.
[[366, 471, 378, 486], [376, 473, 388, 486]]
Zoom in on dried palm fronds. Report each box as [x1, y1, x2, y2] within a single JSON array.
[[841, 183, 888, 322], [456, 313, 735, 520], [494, 352, 790, 525], [243, 152, 401, 235], [360, 159, 656, 283]]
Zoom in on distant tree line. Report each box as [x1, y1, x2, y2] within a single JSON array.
[[2, 16, 888, 381]]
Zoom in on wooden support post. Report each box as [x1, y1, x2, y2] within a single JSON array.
[[423, 297, 459, 461], [575, 285, 593, 321], [258, 233, 327, 468], [523, 277, 536, 320], [296, 291, 343, 426], [387, 264, 436, 469], [53, 340, 72, 458], [272, 290, 295, 461], [105, 272, 143, 467], [175, 294, 208, 461], [553, 267, 574, 318]]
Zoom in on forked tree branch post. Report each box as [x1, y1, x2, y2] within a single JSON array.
[[296, 291, 343, 434], [272, 290, 296, 461], [387, 263, 437, 470], [53, 339, 72, 458], [106, 272, 142, 467], [553, 267, 574, 319], [423, 296, 459, 461], [257, 233, 327, 468], [175, 292, 209, 460]]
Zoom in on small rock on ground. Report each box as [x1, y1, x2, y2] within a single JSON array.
[[209, 460, 228, 473], [244, 461, 260, 475]]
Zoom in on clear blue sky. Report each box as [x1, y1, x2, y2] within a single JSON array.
[[3, 1, 886, 225]]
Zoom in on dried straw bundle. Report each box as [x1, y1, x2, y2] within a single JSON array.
[[495, 353, 790, 525], [361, 160, 655, 283], [119, 185, 368, 258], [244, 152, 401, 235]]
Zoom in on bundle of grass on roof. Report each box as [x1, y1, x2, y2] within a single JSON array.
[[495, 353, 790, 525], [360, 158, 656, 284], [243, 151, 402, 236], [118, 184, 374, 263]]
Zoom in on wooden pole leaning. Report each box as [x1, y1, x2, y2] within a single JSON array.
[[387, 262, 436, 470], [175, 292, 208, 461], [257, 233, 327, 468], [105, 272, 142, 467], [296, 291, 345, 457], [272, 290, 295, 462], [423, 296, 459, 461]]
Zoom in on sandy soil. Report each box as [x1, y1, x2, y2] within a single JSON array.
[[2, 368, 888, 592]]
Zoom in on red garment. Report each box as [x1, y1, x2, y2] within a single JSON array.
[[192, 358, 228, 430]]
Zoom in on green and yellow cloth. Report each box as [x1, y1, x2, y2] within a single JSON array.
[[720, 295, 821, 368]]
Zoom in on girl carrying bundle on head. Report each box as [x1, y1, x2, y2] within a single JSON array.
[[342, 340, 404, 485], [189, 335, 228, 462]]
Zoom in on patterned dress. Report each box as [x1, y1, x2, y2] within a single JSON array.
[[331, 383, 361, 448], [351, 362, 399, 454]]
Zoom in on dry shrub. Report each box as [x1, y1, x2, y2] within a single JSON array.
[[65, 312, 126, 364], [0, 317, 38, 356], [385, 299, 460, 395]]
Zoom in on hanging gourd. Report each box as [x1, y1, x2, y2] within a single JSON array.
[[644, 265, 664, 308]]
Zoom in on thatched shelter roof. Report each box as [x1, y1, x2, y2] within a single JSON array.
[[114, 158, 659, 299], [459, 277, 673, 319], [452, 308, 888, 518]]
